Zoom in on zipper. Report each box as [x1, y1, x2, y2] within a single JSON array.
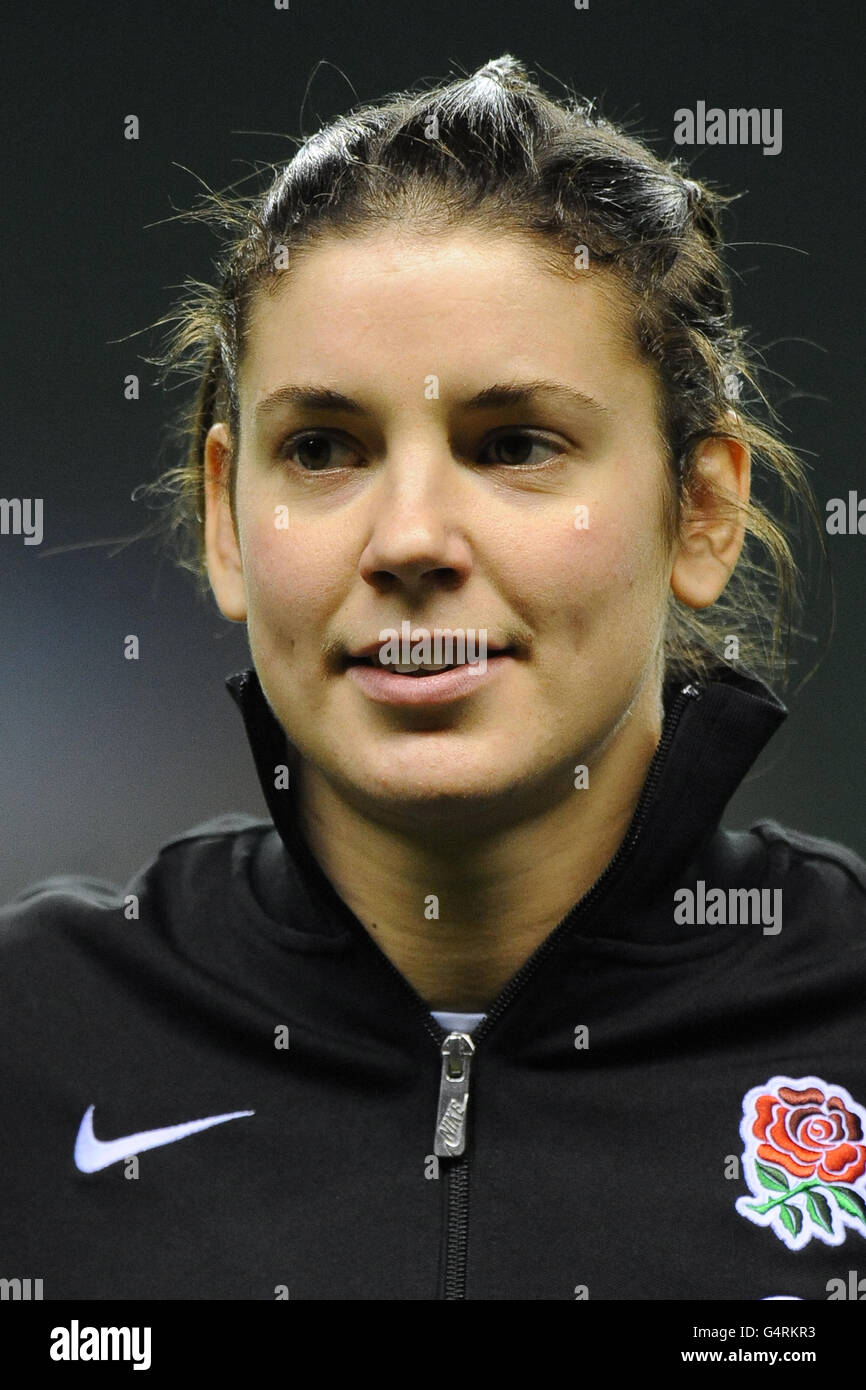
[[442, 1156, 470, 1299], [431, 680, 702, 1299], [435, 1033, 474, 1300], [434, 1033, 475, 1157]]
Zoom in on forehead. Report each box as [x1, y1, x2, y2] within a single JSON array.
[[238, 227, 654, 420]]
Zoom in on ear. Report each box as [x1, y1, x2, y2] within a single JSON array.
[[669, 434, 751, 609], [204, 422, 247, 622]]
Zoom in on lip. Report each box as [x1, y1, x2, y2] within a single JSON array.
[[345, 653, 512, 706]]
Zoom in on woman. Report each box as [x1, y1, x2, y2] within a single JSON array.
[[2, 55, 864, 1302]]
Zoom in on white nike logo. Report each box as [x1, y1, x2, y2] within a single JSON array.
[[74, 1104, 255, 1173]]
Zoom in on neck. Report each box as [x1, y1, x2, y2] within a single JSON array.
[[298, 684, 663, 1011]]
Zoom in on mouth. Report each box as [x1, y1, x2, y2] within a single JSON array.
[[343, 648, 515, 706], [346, 655, 508, 676], [344, 644, 514, 674]]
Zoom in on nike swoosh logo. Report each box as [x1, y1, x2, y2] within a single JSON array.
[[74, 1104, 255, 1173]]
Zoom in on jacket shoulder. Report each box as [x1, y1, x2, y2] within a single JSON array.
[[0, 813, 271, 936], [749, 818, 866, 895], [746, 819, 866, 949]]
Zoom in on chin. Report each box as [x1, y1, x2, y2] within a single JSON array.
[[337, 755, 516, 811]]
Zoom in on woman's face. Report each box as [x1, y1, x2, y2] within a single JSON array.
[[206, 227, 683, 830]]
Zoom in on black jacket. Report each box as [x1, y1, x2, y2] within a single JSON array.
[[2, 662, 866, 1301]]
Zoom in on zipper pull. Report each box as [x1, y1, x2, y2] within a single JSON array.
[[434, 1032, 475, 1158]]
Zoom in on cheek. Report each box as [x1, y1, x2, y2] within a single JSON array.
[[579, 473, 671, 600], [505, 500, 666, 628], [239, 507, 346, 646]]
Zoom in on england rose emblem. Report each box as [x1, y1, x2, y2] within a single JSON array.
[[736, 1076, 866, 1250]]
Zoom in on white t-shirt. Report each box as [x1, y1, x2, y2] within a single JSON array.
[[430, 1010, 486, 1034]]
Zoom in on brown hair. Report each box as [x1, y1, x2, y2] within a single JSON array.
[[143, 54, 826, 691]]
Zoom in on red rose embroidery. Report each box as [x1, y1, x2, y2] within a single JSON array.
[[753, 1085, 866, 1185]]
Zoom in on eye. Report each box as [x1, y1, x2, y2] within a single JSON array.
[[275, 426, 567, 472], [479, 430, 566, 467], [277, 430, 363, 472]]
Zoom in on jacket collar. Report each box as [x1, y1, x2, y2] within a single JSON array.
[[225, 661, 787, 936]]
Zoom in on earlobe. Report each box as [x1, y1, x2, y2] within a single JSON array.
[[669, 436, 751, 610], [203, 423, 247, 622]]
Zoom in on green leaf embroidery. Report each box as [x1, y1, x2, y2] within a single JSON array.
[[778, 1203, 803, 1238], [831, 1187, 866, 1224], [755, 1161, 789, 1193], [806, 1191, 833, 1233]]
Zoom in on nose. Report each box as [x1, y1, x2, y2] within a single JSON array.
[[357, 454, 474, 596]]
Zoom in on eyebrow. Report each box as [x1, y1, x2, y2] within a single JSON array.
[[253, 378, 611, 421]]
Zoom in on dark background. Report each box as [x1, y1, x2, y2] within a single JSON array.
[[2, 0, 862, 901]]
